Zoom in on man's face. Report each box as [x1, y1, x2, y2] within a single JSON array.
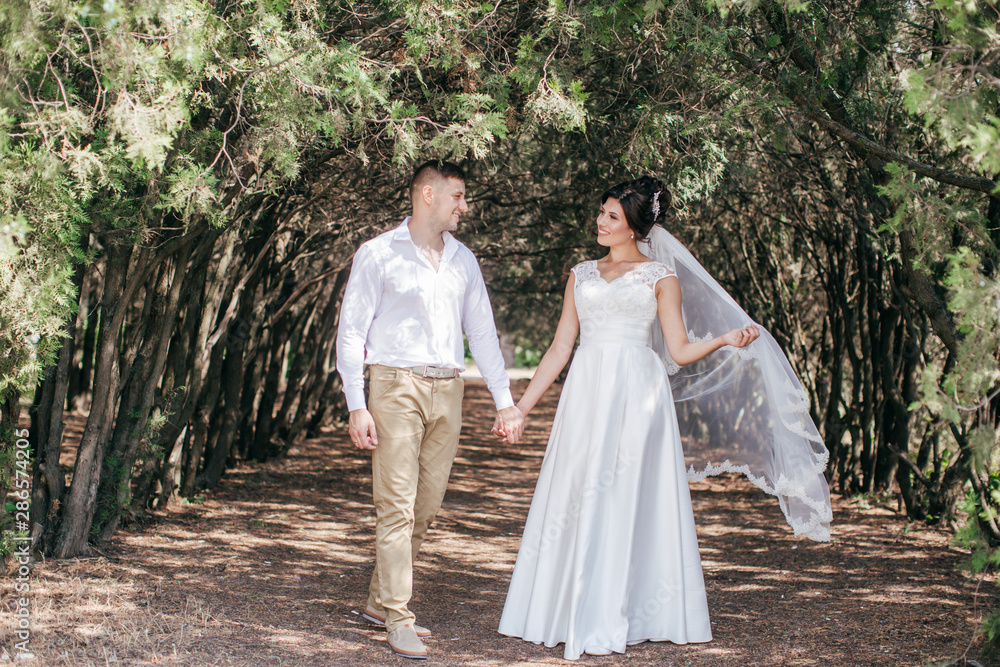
[[428, 177, 469, 232]]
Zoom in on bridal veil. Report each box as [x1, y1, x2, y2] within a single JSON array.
[[641, 225, 833, 541]]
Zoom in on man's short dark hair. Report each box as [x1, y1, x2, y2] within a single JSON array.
[[409, 160, 466, 201]]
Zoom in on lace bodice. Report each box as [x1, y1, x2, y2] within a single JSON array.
[[571, 260, 674, 346]]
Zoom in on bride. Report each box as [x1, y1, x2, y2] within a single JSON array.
[[495, 176, 831, 659]]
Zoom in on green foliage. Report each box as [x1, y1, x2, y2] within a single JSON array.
[[898, 4, 1000, 645], [876, 164, 993, 270], [514, 343, 543, 368], [883, 0, 1000, 522], [954, 486, 1000, 662], [0, 525, 26, 560], [2, 0, 603, 404], [900, 1, 1000, 178]]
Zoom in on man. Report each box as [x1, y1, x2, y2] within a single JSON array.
[[336, 160, 524, 660]]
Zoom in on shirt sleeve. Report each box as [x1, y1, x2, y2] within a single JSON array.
[[461, 254, 514, 410], [336, 243, 382, 411]]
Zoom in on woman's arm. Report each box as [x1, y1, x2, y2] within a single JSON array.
[[516, 273, 581, 417], [655, 275, 759, 366], [491, 273, 580, 441]]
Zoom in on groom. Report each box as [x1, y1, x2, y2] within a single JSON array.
[[336, 160, 524, 660]]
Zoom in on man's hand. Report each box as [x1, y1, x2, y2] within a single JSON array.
[[491, 405, 525, 444], [348, 409, 378, 450]]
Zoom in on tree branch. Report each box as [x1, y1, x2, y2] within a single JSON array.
[[729, 49, 1000, 200]]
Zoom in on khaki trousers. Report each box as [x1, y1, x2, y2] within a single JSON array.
[[366, 364, 464, 632]]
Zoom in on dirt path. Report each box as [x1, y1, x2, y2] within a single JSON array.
[[2, 380, 987, 666]]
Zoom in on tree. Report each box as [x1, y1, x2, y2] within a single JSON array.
[[0, 0, 570, 558], [2, 7, 998, 639]]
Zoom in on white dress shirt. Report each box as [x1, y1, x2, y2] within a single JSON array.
[[336, 217, 514, 412]]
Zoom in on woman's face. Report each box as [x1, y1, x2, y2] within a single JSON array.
[[596, 197, 633, 247]]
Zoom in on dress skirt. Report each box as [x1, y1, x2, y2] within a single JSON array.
[[498, 342, 712, 659]]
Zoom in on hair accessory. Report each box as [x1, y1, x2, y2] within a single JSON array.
[[651, 191, 661, 219]]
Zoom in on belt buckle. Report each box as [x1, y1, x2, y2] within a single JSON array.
[[423, 366, 450, 379]]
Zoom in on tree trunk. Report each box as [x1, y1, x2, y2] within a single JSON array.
[[237, 326, 267, 459], [286, 271, 349, 443], [53, 242, 132, 558], [155, 427, 188, 508], [250, 333, 288, 461], [179, 338, 226, 498], [306, 267, 352, 433], [135, 235, 218, 508], [28, 331, 73, 553], [94, 255, 186, 542], [275, 291, 326, 443], [197, 332, 246, 489], [29, 250, 92, 552], [70, 257, 103, 413]]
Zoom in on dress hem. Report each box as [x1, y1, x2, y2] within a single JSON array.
[[498, 631, 714, 660]]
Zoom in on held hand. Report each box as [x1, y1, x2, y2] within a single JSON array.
[[721, 324, 760, 349], [495, 405, 525, 444], [348, 409, 378, 450], [490, 414, 506, 440]]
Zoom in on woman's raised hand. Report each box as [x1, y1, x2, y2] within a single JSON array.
[[721, 324, 760, 349]]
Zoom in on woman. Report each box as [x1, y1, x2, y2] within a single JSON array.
[[496, 176, 830, 659]]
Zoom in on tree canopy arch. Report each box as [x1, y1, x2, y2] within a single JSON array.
[[0, 1, 996, 600]]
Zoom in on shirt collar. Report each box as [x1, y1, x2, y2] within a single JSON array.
[[393, 217, 459, 262], [392, 217, 414, 242]]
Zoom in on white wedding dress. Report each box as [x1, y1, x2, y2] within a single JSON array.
[[499, 259, 712, 660]]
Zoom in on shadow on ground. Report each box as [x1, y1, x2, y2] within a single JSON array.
[[1, 380, 987, 666]]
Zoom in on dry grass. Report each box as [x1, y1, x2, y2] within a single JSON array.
[[1, 379, 990, 666], [3, 562, 233, 664]]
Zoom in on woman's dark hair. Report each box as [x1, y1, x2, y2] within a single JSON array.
[[601, 176, 671, 241]]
